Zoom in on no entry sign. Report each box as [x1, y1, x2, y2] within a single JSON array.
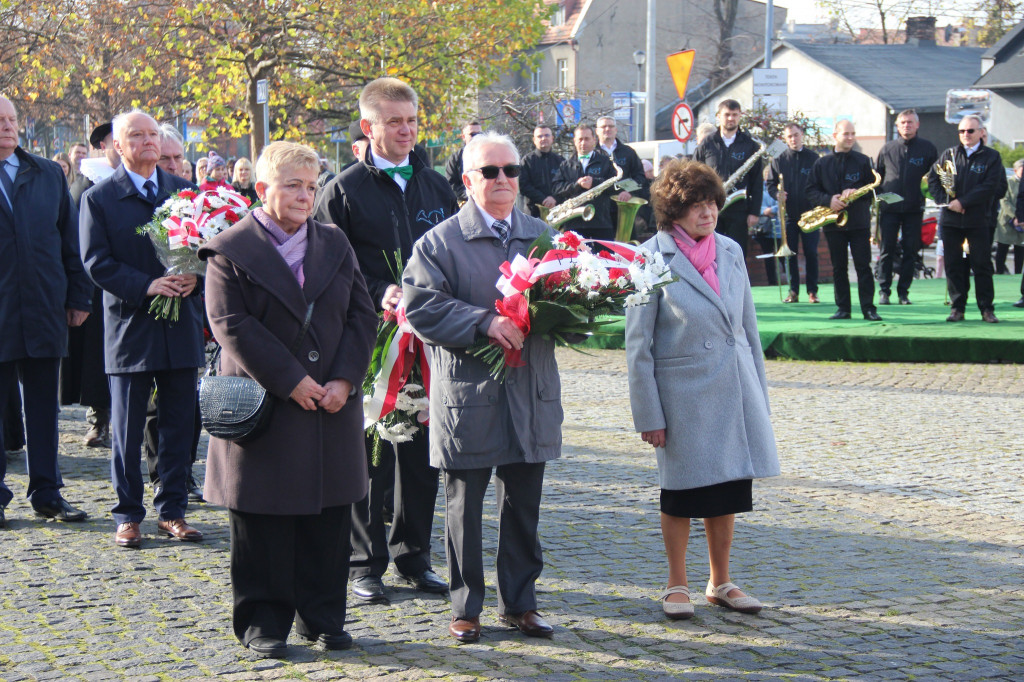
[[671, 103, 694, 143]]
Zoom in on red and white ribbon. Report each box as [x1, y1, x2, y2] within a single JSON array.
[[363, 305, 431, 428]]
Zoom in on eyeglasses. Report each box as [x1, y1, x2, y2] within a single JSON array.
[[958, 128, 977, 134], [467, 164, 521, 179]]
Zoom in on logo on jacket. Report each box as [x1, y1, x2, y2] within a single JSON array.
[[908, 157, 925, 167], [800, 167, 812, 176], [416, 208, 447, 226], [970, 164, 986, 174], [731, 151, 746, 162], [844, 172, 861, 183]]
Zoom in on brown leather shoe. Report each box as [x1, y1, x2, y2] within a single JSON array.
[[115, 521, 142, 548], [946, 309, 965, 322], [157, 518, 203, 541], [498, 610, 554, 638], [808, 293, 820, 303], [981, 309, 1000, 323], [783, 291, 798, 303], [448, 617, 481, 643]]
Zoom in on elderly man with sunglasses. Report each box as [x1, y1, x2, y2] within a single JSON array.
[[403, 131, 564, 644], [928, 115, 1004, 322]]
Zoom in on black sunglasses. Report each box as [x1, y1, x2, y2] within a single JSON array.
[[467, 164, 521, 179], [959, 128, 977, 134]]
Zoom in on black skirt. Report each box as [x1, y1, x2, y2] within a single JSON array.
[[661, 479, 753, 519]]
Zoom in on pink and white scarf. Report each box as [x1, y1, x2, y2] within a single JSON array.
[[671, 225, 720, 296]]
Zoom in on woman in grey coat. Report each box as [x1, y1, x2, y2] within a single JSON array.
[[625, 160, 779, 621]]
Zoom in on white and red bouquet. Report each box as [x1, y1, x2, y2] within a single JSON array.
[[136, 186, 253, 321], [470, 230, 673, 379]]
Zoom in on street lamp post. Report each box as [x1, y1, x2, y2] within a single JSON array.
[[632, 50, 646, 142]]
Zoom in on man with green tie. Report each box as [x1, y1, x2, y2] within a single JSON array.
[[313, 77, 458, 605], [552, 122, 617, 240]]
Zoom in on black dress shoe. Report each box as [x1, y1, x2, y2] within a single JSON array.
[[186, 472, 204, 503], [0, 505, 6, 529], [1013, 298, 1024, 308], [981, 309, 1000, 323], [298, 631, 353, 650], [878, 292, 890, 305], [247, 636, 288, 658], [898, 296, 912, 305], [863, 310, 883, 321], [946, 309, 965, 322], [829, 310, 851, 320], [498, 610, 554, 638], [351, 576, 389, 603], [399, 569, 449, 593], [33, 498, 87, 522]]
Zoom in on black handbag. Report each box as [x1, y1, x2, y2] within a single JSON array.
[[199, 302, 315, 443]]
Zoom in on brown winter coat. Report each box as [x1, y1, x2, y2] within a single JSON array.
[[198, 214, 377, 514]]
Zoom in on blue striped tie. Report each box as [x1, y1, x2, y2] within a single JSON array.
[[493, 219, 510, 246], [0, 159, 15, 209]]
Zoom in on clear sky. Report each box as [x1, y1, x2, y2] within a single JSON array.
[[776, 0, 830, 24]]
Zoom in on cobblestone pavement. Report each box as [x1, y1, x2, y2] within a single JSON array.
[[2, 351, 1022, 681]]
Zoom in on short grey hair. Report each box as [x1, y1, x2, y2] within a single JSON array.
[[1013, 159, 1024, 171], [159, 123, 184, 146], [462, 131, 520, 174], [359, 77, 418, 125], [960, 114, 985, 131], [111, 109, 155, 142]]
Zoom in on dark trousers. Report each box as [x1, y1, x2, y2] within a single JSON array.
[[349, 429, 438, 579], [784, 220, 820, 295], [3, 379, 25, 452], [943, 225, 995, 312], [825, 228, 876, 314], [144, 383, 202, 485], [229, 505, 352, 645], [444, 462, 545, 619], [109, 368, 196, 524], [59, 298, 109, 410], [753, 234, 780, 285], [994, 243, 1024, 274], [878, 211, 923, 297], [716, 205, 749, 257], [0, 358, 64, 508]]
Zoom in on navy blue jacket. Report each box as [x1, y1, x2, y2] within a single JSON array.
[[0, 148, 93, 363], [80, 165, 204, 373]]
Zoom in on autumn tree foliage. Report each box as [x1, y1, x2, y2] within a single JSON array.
[[1, 0, 550, 157]]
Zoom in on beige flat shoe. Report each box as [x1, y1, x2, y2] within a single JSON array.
[[659, 585, 694, 620], [706, 581, 763, 614]]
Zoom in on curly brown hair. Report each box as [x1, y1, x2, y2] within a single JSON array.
[[650, 160, 725, 231]]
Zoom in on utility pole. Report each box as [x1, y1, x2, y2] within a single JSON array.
[[644, 0, 656, 140], [764, 0, 774, 68]]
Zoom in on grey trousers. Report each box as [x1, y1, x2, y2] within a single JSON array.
[[443, 462, 545, 619]]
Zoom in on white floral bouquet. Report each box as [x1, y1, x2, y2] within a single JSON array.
[[470, 230, 673, 379], [136, 186, 253, 321]]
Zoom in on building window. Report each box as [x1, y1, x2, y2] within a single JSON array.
[[552, 4, 565, 26], [530, 68, 542, 94], [557, 58, 568, 89]]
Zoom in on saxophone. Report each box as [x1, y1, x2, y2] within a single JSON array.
[[721, 142, 766, 209], [935, 158, 957, 200], [798, 169, 882, 233], [546, 161, 624, 228]]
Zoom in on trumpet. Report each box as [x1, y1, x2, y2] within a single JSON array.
[[773, 174, 794, 257], [798, 170, 882, 233]]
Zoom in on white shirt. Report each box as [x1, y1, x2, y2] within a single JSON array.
[[600, 140, 617, 156], [371, 149, 410, 192], [476, 205, 513, 241], [722, 133, 737, 148], [124, 166, 158, 197], [964, 142, 980, 157]]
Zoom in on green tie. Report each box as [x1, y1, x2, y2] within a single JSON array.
[[383, 165, 413, 180]]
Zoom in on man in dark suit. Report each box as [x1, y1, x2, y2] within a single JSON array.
[[595, 116, 649, 228], [552, 122, 617, 240], [0, 95, 93, 528], [314, 77, 455, 603], [768, 122, 821, 303], [80, 109, 205, 548], [445, 121, 482, 203], [694, 99, 763, 256], [518, 125, 563, 218]]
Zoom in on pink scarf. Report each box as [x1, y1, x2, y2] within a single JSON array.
[[671, 225, 720, 296], [254, 208, 307, 287]]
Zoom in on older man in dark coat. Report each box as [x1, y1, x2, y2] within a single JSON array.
[[403, 132, 565, 644], [80, 109, 203, 548], [0, 95, 93, 528]]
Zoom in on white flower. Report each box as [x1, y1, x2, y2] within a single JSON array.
[[624, 292, 649, 307], [586, 290, 601, 300], [615, 276, 629, 288]]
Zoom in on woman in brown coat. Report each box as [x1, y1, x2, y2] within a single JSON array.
[[199, 142, 377, 658]]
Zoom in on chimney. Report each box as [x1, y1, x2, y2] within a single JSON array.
[[905, 16, 937, 46]]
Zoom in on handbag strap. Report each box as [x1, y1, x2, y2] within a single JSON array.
[[207, 301, 316, 376]]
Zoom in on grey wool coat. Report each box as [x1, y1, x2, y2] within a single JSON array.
[[198, 214, 378, 515], [402, 201, 564, 470], [625, 231, 779, 491]]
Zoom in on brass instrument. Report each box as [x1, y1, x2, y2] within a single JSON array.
[[546, 161, 624, 228], [613, 197, 648, 243], [798, 169, 882, 233], [773, 174, 795, 258], [935, 158, 957, 200], [722, 139, 787, 209]]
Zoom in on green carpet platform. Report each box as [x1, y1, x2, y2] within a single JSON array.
[[581, 274, 1024, 363]]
